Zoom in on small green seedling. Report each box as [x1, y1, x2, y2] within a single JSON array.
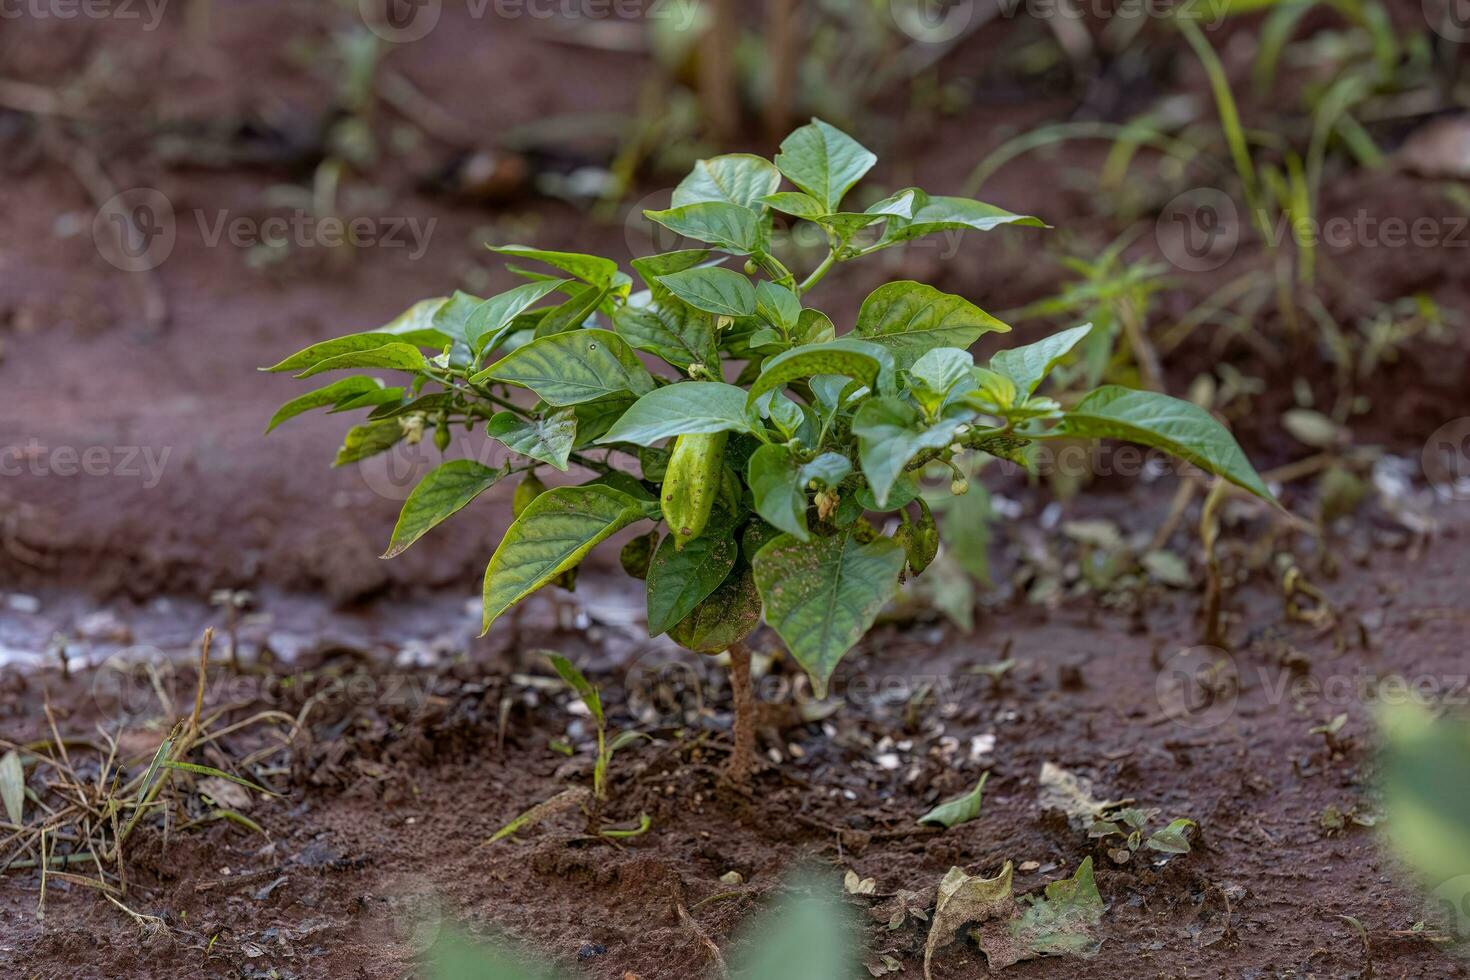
[[265, 119, 1273, 779], [1087, 807, 1196, 864], [1310, 712, 1350, 753], [544, 653, 647, 803]]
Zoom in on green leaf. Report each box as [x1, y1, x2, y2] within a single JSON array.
[[877, 191, 1045, 250], [265, 332, 409, 374], [748, 444, 808, 541], [1002, 857, 1104, 963], [854, 281, 1010, 369], [802, 453, 852, 487], [989, 323, 1093, 397], [919, 771, 988, 829], [1144, 817, 1196, 854], [852, 398, 972, 507], [334, 386, 408, 414], [646, 522, 739, 636], [752, 531, 906, 697], [597, 382, 758, 444], [673, 153, 782, 209], [429, 928, 556, 980], [1380, 705, 1470, 887], [160, 760, 275, 795], [755, 281, 801, 332], [374, 296, 454, 341], [818, 188, 921, 242], [292, 341, 429, 379], [265, 377, 383, 433], [583, 470, 657, 501], [545, 653, 603, 726], [487, 409, 577, 471], [260, 298, 451, 373], [645, 202, 760, 254], [488, 244, 621, 288], [573, 393, 637, 447], [926, 863, 1014, 979], [630, 249, 716, 300], [430, 290, 486, 347], [796, 308, 836, 344], [533, 284, 610, 338], [477, 329, 654, 406], [334, 420, 404, 466], [0, 750, 24, 826], [465, 280, 571, 354], [384, 460, 506, 558], [747, 338, 893, 408], [611, 302, 718, 371], [728, 875, 856, 980], [656, 266, 757, 318], [1056, 386, 1273, 500], [481, 485, 651, 632], [907, 347, 976, 407], [761, 191, 827, 219], [668, 561, 762, 653], [774, 118, 877, 212], [747, 445, 850, 541]]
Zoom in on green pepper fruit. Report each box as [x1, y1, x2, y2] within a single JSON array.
[[433, 412, 451, 452], [661, 431, 727, 550], [620, 530, 658, 580], [903, 500, 940, 575], [513, 472, 546, 519]]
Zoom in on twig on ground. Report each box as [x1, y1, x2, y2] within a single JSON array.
[[676, 900, 728, 979]]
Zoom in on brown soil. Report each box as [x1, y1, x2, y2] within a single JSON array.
[[4, 4, 1470, 979]]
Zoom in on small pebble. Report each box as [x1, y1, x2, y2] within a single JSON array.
[[720, 871, 744, 885], [875, 753, 901, 770], [578, 943, 606, 960], [969, 734, 996, 760], [4, 594, 40, 614]]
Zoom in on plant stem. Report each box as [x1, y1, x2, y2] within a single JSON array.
[[798, 251, 837, 295], [726, 643, 757, 782]]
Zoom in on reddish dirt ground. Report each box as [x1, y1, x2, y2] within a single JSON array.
[[3, 3, 1470, 978]]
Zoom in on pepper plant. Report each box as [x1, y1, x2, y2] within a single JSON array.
[[265, 119, 1273, 779]]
